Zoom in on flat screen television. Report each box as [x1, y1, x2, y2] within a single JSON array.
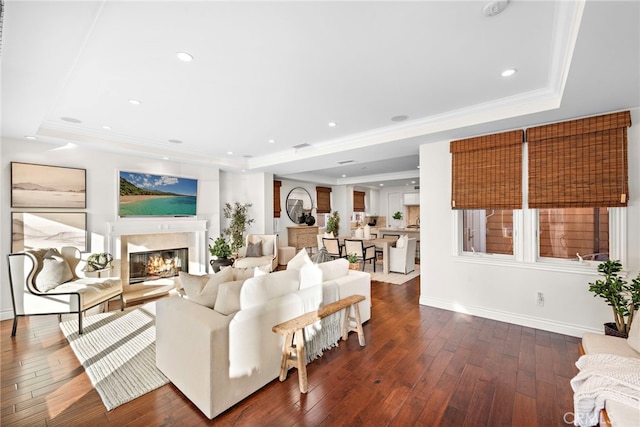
[[118, 171, 197, 217]]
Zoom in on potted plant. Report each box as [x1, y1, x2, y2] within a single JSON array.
[[346, 253, 360, 270], [223, 202, 255, 254], [326, 211, 340, 237], [588, 260, 640, 337], [392, 211, 403, 228], [209, 236, 233, 272]]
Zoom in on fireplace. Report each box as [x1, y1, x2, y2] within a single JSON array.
[[129, 247, 188, 284]]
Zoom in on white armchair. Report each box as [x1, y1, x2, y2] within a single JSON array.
[[234, 234, 279, 271], [7, 246, 123, 335], [389, 237, 417, 274]]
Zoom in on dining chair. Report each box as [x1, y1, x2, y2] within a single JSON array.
[[344, 239, 376, 272], [322, 238, 343, 259], [376, 234, 400, 260]]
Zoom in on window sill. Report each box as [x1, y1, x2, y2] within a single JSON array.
[[454, 254, 600, 276]]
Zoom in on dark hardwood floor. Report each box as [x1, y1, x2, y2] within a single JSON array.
[[1, 276, 581, 426]]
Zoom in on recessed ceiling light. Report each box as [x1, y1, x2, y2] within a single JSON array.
[[501, 68, 517, 77], [241, 169, 246, 173], [227, 151, 233, 155], [411, 181, 416, 184], [379, 183, 384, 187], [61, 117, 82, 123], [102, 125, 112, 130], [483, 0, 510, 17], [128, 99, 142, 105], [391, 115, 409, 122], [268, 139, 276, 144], [162, 156, 169, 160], [176, 52, 194, 62], [342, 174, 347, 178], [25, 135, 37, 140], [328, 122, 337, 127], [168, 139, 183, 144]]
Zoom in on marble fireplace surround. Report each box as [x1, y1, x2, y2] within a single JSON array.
[[107, 219, 208, 286]]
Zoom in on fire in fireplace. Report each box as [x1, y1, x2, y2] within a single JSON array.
[[129, 247, 188, 284]]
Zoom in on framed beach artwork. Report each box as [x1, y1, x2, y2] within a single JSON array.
[[11, 162, 86, 208], [118, 171, 198, 217], [12, 212, 87, 252]]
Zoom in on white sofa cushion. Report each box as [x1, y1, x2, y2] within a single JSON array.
[[36, 248, 74, 292], [627, 321, 640, 353], [240, 269, 300, 309], [221, 264, 270, 280], [179, 268, 233, 308], [214, 279, 245, 315], [317, 258, 349, 282], [287, 249, 312, 270]]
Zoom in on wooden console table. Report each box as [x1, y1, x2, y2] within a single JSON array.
[[287, 225, 319, 251]]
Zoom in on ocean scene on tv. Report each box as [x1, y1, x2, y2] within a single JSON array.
[[119, 171, 197, 216]]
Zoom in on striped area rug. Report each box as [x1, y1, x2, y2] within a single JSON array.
[[59, 302, 168, 411]]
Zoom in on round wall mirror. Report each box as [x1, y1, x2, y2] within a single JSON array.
[[286, 187, 313, 223]]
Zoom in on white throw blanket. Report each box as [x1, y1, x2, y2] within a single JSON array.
[[299, 282, 341, 363], [571, 353, 640, 427]]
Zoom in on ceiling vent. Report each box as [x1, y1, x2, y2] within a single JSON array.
[[414, 186, 420, 190], [337, 160, 356, 165], [292, 143, 311, 150]]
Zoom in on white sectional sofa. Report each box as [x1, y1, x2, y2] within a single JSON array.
[[577, 323, 640, 427], [155, 256, 370, 419]]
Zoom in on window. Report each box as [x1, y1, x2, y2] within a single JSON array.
[[452, 111, 630, 267], [463, 209, 514, 255], [538, 208, 609, 261]]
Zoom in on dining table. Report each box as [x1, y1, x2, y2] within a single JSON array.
[[337, 236, 397, 275]]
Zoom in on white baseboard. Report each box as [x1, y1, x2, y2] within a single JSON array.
[[419, 296, 601, 338], [1, 309, 14, 322]]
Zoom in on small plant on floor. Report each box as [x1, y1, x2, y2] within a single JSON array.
[[346, 253, 358, 264]]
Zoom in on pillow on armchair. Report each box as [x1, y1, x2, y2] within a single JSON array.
[[246, 240, 263, 257], [35, 248, 74, 292]]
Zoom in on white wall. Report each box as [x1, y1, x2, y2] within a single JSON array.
[[219, 171, 273, 236], [418, 108, 640, 337], [1, 138, 221, 320]]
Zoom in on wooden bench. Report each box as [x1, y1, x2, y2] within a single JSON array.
[[272, 294, 366, 393]]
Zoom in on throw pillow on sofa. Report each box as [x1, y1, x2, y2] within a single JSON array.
[[179, 268, 233, 308], [36, 248, 74, 292], [213, 279, 245, 315], [287, 249, 312, 270], [628, 321, 640, 353], [221, 265, 270, 281]]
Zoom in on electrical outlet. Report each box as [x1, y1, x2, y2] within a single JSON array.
[[537, 292, 544, 306]]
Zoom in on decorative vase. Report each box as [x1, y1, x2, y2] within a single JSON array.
[[604, 322, 628, 338], [210, 257, 234, 273], [349, 262, 360, 271], [305, 215, 316, 226]]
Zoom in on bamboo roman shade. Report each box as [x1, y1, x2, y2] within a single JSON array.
[[353, 191, 365, 212], [450, 130, 524, 210], [316, 186, 332, 214], [274, 180, 282, 218], [527, 111, 631, 208]]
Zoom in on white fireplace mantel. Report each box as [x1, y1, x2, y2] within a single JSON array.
[[108, 218, 208, 237]]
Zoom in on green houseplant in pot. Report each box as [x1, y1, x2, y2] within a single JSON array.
[[223, 202, 255, 254], [326, 211, 340, 237], [209, 236, 233, 272], [588, 260, 640, 337], [346, 253, 359, 270]]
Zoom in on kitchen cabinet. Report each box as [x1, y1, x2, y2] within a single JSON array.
[[403, 193, 419, 205]]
